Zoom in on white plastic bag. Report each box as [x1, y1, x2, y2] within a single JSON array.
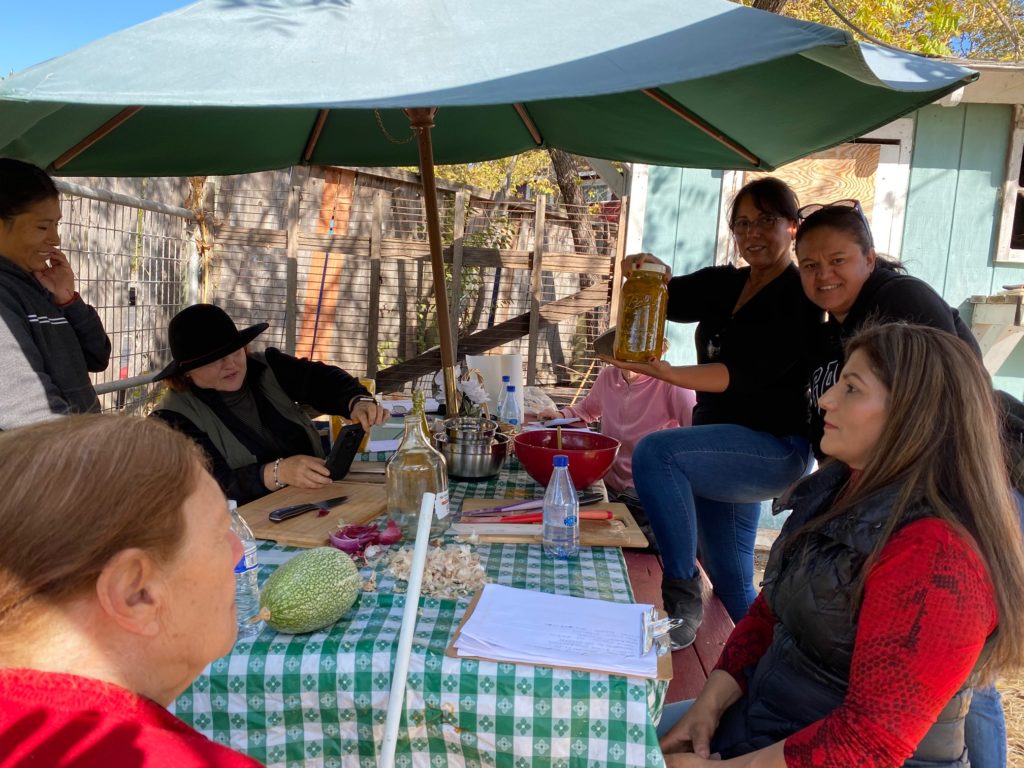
[[523, 386, 557, 416]]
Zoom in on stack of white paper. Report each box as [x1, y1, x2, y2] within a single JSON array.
[[454, 584, 659, 678]]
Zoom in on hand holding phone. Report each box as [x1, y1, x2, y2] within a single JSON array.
[[326, 424, 365, 480]]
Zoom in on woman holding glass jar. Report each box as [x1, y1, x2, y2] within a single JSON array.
[[600, 177, 822, 649]]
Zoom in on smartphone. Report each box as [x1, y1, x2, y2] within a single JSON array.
[[326, 424, 365, 480]]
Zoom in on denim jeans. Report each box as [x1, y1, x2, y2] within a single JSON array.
[[632, 425, 811, 622], [966, 686, 1006, 767]]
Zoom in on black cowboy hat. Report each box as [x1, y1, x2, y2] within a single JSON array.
[[152, 304, 269, 382]]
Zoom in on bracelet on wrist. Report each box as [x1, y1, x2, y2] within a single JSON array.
[[56, 291, 79, 307], [272, 458, 287, 489]]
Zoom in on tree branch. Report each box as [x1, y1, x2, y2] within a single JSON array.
[[982, 0, 1023, 61], [751, 0, 790, 11]]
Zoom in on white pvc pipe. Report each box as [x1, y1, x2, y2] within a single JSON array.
[[380, 493, 436, 768]]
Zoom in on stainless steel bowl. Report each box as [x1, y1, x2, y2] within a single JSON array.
[[443, 416, 498, 444], [434, 432, 509, 480]]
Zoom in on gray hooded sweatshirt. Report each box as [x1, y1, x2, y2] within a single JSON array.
[[0, 255, 111, 428]]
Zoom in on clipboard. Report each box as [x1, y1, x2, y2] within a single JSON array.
[[445, 588, 673, 681]]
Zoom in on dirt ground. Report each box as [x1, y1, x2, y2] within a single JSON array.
[[752, 549, 1023, 765]]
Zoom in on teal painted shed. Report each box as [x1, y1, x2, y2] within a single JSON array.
[[629, 61, 1024, 397]]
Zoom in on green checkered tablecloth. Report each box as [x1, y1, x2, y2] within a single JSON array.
[[169, 459, 667, 768]]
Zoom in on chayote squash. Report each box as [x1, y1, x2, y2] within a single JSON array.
[[256, 547, 360, 634]]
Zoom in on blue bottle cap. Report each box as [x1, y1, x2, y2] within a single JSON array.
[[502, 375, 510, 382], [553, 455, 569, 468], [506, 385, 515, 392]]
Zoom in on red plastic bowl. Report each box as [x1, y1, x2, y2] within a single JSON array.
[[513, 430, 620, 488]]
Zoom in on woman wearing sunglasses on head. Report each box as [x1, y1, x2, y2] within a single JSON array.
[[795, 199, 980, 454], [600, 177, 823, 649], [658, 323, 1024, 768], [796, 202, 1014, 768]]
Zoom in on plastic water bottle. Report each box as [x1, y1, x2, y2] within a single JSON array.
[[543, 455, 579, 559], [496, 375, 511, 413], [229, 500, 264, 639], [498, 384, 522, 432]]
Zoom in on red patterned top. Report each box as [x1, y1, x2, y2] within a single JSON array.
[[0, 669, 262, 767], [714, 517, 997, 767]]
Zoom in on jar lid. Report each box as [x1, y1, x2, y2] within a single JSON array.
[[636, 262, 667, 274]]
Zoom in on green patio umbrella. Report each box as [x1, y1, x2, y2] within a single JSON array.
[[0, 0, 976, 411]]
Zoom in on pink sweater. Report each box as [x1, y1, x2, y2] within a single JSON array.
[[562, 367, 695, 493]]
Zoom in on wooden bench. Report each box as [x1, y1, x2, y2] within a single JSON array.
[[624, 551, 735, 702]]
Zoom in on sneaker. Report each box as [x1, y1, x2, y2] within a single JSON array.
[[662, 576, 704, 650]]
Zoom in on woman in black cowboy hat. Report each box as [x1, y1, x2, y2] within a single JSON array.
[[150, 304, 388, 504]]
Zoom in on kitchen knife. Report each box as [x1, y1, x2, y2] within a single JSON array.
[[269, 495, 349, 523]]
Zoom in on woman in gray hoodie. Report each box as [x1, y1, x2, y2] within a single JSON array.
[[0, 158, 110, 428]]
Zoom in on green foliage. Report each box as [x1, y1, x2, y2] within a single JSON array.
[[751, 0, 1024, 61], [433, 150, 558, 197]]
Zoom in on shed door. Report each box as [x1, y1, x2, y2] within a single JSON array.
[[717, 117, 913, 264]]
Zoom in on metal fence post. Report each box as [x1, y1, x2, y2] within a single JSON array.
[[285, 184, 301, 356], [450, 187, 467, 358], [527, 194, 546, 385], [366, 190, 384, 379]]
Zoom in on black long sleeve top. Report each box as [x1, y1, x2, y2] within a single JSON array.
[[667, 263, 823, 438]]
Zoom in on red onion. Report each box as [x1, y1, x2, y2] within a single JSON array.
[[377, 519, 402, 545], [328, 521, 402, 554]]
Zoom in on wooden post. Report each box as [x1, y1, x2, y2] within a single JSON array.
[[366, 190, 384, 379], [450, 188, 467, 358], [527, 194, 546, 385], [608, 194, 630, 328], [284, 184, 301, 355], [200, 181, 216, 304]]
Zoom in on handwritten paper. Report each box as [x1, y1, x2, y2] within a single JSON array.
[[454, 584, 658, 678]]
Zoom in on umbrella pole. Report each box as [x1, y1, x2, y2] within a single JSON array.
[[405, 108, 460, 416]]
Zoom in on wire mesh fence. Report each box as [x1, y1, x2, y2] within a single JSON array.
[[55, 179, 196, 414], [51, 167, 619, 415]]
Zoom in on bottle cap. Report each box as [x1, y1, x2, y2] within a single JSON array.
[[501, 375, 510, 382], [506, 385, 515, 392], [637, 262, 667, 274], [553, 455, 569, 468]]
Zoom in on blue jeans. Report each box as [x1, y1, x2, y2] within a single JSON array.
[[966, 686, 1006, 767], [632, 425, 811, 622]]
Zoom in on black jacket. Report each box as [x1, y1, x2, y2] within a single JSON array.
[[152, 348, 369, 503], [808, 268, 980, 456]]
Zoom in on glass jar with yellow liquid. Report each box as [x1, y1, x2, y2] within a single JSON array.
[[613, 263, 668, 362]]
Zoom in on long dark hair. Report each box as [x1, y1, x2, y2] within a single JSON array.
[[789, 323, 1024, 682], [0, 158, 58, 221]]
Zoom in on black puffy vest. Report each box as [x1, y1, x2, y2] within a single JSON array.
[[713, 462, 985, 766]]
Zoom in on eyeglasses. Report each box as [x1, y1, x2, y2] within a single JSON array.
[[797, 198, 874, 247], [729, 214, 782, 236]]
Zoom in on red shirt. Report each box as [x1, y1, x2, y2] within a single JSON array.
[[0, 669, 262, 767], [714, 517, 997, 767]]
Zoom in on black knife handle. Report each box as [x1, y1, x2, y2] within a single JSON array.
[[269, 503, 317, 523]]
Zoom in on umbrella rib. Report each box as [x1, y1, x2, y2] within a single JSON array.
[[642, 88, 760, 167], [513, 103, 543, 146], [304, 109, 330, 163], [52, 106, 144, 171]]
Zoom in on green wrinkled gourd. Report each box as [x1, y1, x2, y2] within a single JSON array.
[[257, 547, 360, 634]]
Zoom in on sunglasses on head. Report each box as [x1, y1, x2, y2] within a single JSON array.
[[797, 198, 874, 248]]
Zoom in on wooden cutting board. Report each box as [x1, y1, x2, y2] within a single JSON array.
[[457, 499, 649, 548], [239, 481, 387, 548]]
